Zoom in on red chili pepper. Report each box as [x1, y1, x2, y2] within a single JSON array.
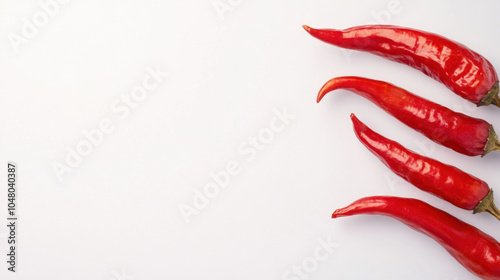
[[349, 113, 500, 220], [332, 196, 500, 279], [303, 25, 499, 107], [317, 76, 500, 156]]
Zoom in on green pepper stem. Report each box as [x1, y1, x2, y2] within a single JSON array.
[[478, 81, 500, 107], [473, 189, 500, 221], [491, 95, 500, 108], [482, 126, 500, 157]]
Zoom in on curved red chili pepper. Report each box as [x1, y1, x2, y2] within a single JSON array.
[[350, 113, 500, 219], [332, 196, 500, 279], [303, 25, 499, 107], [318, 76, 500, 156]]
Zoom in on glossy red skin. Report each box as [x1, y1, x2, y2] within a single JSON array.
[[318, 76, 491, 156], [350, 114, 490, 210], [332, 196, 500, 279], [303, 25, 498, 104]]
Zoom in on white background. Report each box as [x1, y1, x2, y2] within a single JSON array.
[[1, 0, 500, 279]]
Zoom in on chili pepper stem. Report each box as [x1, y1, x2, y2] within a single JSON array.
[[473, 190, 500, 221], [482, 126, 500, 156], [478, 81, 500, 107]]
